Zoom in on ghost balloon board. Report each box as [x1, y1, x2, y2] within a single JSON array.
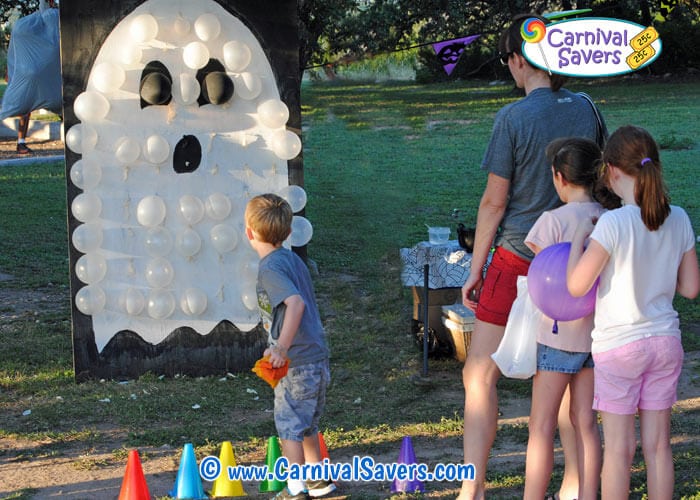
[[60, 0, 302, 381]]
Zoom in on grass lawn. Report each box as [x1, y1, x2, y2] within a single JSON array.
[[0, 75, 698, 498]]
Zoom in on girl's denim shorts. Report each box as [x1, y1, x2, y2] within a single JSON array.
[[537, 342, 593, 374]]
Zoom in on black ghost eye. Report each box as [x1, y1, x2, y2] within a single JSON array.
[[196, 59, 234, 106], [202, 71, 234, 105], [173, 135, 201, 173], [140, 60, 172, 108]]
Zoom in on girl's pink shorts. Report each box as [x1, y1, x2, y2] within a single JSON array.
[[592, 335, 683, 414]]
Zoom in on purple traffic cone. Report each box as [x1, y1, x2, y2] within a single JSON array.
[[390, 436, 424, 493]]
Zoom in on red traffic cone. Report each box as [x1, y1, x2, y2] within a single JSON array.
[[318, 432, 330, 461], [119, 449, 151, 500], [316, 431, 338, 492]]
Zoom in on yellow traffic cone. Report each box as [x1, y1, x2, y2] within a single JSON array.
[[211, 441, 246, 498]]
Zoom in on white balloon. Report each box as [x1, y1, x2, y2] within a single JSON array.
[[180, 287, 208, 316], [223, 40, 252, 72], [65, 124, 98, 154], [121, 287, 146, 316], [194, 13, 220, 41], [137, 196, 167, 227], [175, 228, 202, 258], [210, 224, 239, 253], [130, 14, 159, 43], [144, 227, 173, 257], [205, 192, 232, 220], [75, 285, 106, 315], [91, 62, 126, 93], [178, 195, 205, 225], [72, 223, 103, 253], [74, 91, 110, 122], [257, 99, 289, 129], [241, 290, 258, 310], [233, 72, 262, 100], [289, 216, 313, 247], [242, 260, 259, 282], [115, 137, 141, 165], [71, 193, 102, 223], [173, 14, 191, 37], [147, 290, 175, 319], [70, 159, 102, 190], [120, 44, 142, 66], [144, 135, 170, 164], [279, 184, 307, 212], [75, 253, 108, 284], [183, 41, 210, 69], [145, 257, 175, 288], [270, 129, 302, 160], [178, 73, 200, 105]]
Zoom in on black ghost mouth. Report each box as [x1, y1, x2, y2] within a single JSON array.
[[173, 134, 202, 173]]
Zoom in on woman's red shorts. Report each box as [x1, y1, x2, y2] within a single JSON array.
[[475, 246, 530, 326]]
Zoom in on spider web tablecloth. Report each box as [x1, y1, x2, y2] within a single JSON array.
[[400, 240, 472, 289]]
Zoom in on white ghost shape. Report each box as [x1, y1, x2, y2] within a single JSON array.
[[69, 0, 305, 351]]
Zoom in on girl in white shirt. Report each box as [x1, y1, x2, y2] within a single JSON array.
[[567, 125, 700, 499]]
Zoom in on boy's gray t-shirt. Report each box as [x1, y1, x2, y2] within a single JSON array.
[[257, 247, 329, 367], [481, 87, 599, 260]]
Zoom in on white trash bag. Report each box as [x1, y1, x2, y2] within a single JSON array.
[[491, 275, 542, 379]]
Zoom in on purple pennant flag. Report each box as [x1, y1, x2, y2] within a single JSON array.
[[432, 34, 480, 75]]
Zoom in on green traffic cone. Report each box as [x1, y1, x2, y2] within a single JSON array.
[[259, 436, 286, 492]]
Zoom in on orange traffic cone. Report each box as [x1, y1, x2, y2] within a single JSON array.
[[118, 449, 151, 500], [210, 441, 246, 498]]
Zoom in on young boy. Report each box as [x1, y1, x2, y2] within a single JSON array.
[[245, 193, 334, 500]]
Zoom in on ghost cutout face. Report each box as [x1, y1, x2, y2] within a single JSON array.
[[67, 0, 311, 351]]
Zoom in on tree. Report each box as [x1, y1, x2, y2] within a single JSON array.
[[299, 0, 700, 78], [298, 0, 359, 72], [0, 0, 42, 26]]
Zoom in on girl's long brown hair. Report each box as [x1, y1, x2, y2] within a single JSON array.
[[602, 125, 670, 231], [546, 137, 621, 210]]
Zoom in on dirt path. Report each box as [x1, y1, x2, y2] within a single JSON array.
[[0, 137, 64, 162]]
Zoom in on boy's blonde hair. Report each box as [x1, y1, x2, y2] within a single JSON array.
[[245, 193, 293, 245]]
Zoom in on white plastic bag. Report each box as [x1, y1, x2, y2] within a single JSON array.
[[491, 276, 541, 379]]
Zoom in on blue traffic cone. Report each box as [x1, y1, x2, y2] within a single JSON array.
[[170, 443, 208, 499], [390, 436, 424, 493]]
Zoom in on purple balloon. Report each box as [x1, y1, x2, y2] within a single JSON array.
[[527, 242, 597, 321]]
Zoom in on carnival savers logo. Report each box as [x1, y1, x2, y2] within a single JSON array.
[[521, 18, 662, 77]]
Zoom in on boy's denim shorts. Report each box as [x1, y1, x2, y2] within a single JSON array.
[[537, 342, 594, 374], [274, 359, 330, 442]]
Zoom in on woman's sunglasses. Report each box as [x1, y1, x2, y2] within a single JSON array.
[[499, 52, 513, 65]]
